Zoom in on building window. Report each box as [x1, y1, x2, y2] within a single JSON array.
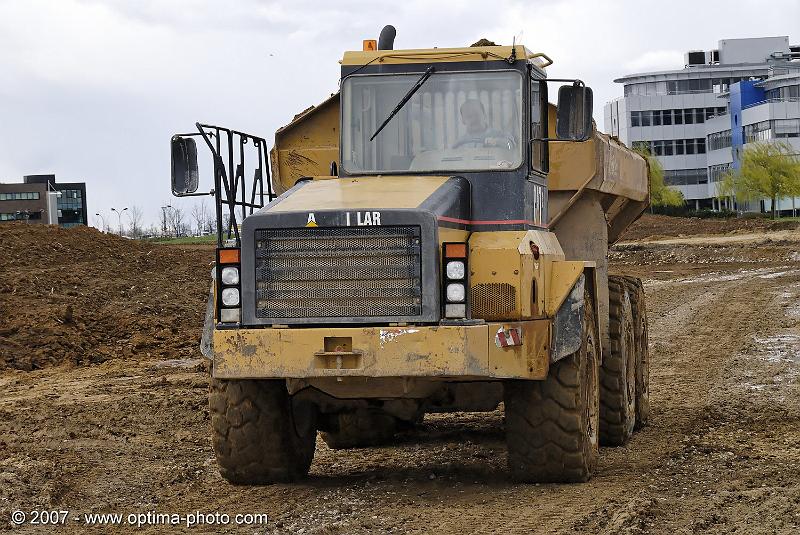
[[667, 79, 713, 95], [707, 129, 732, 151], [744, 121, 772, 143], [765, 84, 799, 102], [628, 107, 727, 127], [696, 138, 706, 154], [774, 118, 800, 138], [0, 191, 41, 201], [709, 164, 731, 183], [633, 137, 712, 156], [0, 212, 16, 220], [663, 168, 708, 185]]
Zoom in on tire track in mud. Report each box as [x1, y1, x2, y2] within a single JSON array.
[[570, 268, 800, 534], [1, 263, 799, 534]]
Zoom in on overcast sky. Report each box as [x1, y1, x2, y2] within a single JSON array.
[[1, 0, 798, 229]]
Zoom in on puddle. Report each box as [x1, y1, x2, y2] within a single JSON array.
[[759, 269, 800, 280], [676, 268, 775, 284], [752, 334, 800, 363]]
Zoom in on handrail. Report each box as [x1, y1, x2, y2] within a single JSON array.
[[742, 97, 800, 110]]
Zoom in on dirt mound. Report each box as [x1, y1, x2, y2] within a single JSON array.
[[621, 213, 800, 242], [0, 223, 213, 371]]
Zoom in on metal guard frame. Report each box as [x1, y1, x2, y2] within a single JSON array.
[[173, 123, 277, 248]]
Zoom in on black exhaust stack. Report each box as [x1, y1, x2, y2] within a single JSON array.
[[378, 25, 396, 50]]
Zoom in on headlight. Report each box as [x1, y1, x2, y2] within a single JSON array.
[[446, 283, 465, 302], [221, 287, 240, 306], [445, 260, 465, 280], [221, 266, 240, 285]]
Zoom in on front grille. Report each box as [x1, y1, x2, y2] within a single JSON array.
[[254, 226, 422, 320], [471, 283, 517, 319]]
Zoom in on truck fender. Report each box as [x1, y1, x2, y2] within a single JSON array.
[[550, 267, 601, 363], [551, 274, 584, 362]]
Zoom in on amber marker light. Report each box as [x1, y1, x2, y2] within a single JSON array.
[[444, 242, 467, 258], [218, 248, 240, 265]]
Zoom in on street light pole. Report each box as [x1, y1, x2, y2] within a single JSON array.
[[95, 212, 107, 232], [110, 207, 128, 236], [161, 205, 172, 237]]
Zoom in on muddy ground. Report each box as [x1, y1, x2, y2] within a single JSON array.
[[1, 217, 799, 534]]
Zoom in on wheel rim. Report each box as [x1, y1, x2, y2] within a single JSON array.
[[586, 332, 599, 449], [625, 305, 636, 415]]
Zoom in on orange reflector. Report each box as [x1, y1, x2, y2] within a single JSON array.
[[363, 39, 377, 51], [218, 248, 240, 264], [444, 243, 467, 258]]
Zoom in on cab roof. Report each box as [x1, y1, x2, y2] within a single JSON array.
[[340, 45, 552, 69]]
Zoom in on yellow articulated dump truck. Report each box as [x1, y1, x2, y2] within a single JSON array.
[[170, 25, 650, 484]]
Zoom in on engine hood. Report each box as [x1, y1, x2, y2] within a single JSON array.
[[245, 175, 471, 230]]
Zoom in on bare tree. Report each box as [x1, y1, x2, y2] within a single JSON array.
[[128, 205, 144, 238], [144, 223, 160, 238], [191, 201, 209, 236], [205, 210, 217, 235], [170, 206, 187, 237]]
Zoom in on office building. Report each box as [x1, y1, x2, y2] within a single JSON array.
[[605, 36, 800, 210], [0, 174, 88, 227]]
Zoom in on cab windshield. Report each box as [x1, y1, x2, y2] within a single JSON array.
[[342, 70, 523, 174]]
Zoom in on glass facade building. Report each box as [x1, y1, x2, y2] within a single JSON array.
[[604, 36, 800, 210], [0, 174, 88, 227]]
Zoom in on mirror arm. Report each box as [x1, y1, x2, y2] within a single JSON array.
[[176, 191, 215, 197], [543, 78, 585, 87]]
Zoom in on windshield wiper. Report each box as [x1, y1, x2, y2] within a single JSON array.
[[370, 66, 435, 141]]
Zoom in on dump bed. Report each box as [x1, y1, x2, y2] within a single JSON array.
[[270, 94, 649, 244]]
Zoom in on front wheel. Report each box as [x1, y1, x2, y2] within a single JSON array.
[[209, 379, 317, 484], [504, 286, 600, 483]]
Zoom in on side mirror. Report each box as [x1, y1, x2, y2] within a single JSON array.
[[171, 136, 199, 195], [556, 84, 593, 141]]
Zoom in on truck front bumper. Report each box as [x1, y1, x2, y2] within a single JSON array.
[[213, 321, 551, 380]]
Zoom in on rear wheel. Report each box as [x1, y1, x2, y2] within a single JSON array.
[[622, 276, 650, 429], [320, 410, 398, 449], [209, 379, 316, 484], [504, 287, 599, 483], [600, 276, 636, 446]]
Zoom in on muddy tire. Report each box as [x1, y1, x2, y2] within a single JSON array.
[[209, 378, 316, 484], [621, 276, 650, 429], [504, 287, 600, 483], [320, 410, 398, 449], [600, 277, 636, 446]]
